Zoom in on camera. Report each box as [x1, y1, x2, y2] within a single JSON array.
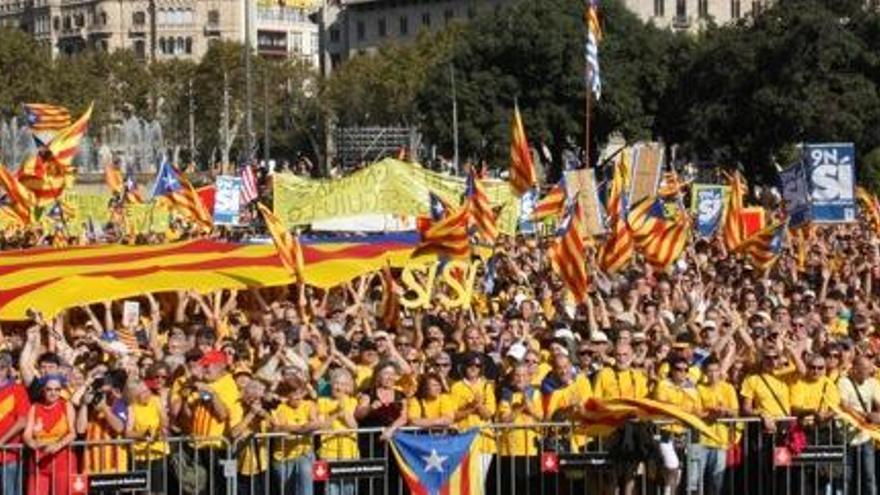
[[89, 377, 106, 407], [260, 396, 281, 410]]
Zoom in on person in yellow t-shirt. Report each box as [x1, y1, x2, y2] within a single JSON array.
[[408, 373, 455, 428], [126, 380, 169, 495], [790, 355, 841, 422], [183, 350, 243, 495], [741, 349, 791, 427], [593, 343, 649, 401], [450, 352, 497, 487], [693, 358, 739, 495], [271, 376, 318, 495], [231, 380, 272, 495], [497, 363, 543, 495], [316, 368, 359, 495], [653, 357, 703, 495]]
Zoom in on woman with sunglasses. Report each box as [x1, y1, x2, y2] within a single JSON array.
[[23, 375, 76, 495], [126, 379, 172, 495], [407, 372, 455, 429], [450, 352, 497, 488]]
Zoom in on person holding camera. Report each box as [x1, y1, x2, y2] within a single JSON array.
[[231, 379, 273, 495], [126, 378, 170, 495], [75, 368, 129, 474]]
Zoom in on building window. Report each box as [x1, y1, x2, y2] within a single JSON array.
[[329, 27, 340, 42], [134, 39, 145, 58], [53, 16, 59, 30], [75, 14, 84, 27], [98, 11, 106, 25], [132, 11, 145, 25], [310, 32, 318, 54], [185, 37, 192, 54], [731, 0, 740, 17], [159, 37, 166, 54], [444, 9, 454, 24], [698, 0, 708, 17], [421, 12, 430, 27], [653, 0, 664, 16], [399, 16, 407, 35], [356, 20, 364, 40], [291, 32, 302, 52], [752, 1, 762, 14], [377, 17, 386, 37], [676, 0, 686, 18], [63, 16, 71, 30], [207, 9, 219, 25]]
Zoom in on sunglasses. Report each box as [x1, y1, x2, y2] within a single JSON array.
[[578, 349, 592, 355], [45, 387, 62, 392], [673, 367, 689, 372], [809, 365, 826, 370], [434, 362, 452, 368], [765, 355, 780, 361], [525, 359, 539, 365]]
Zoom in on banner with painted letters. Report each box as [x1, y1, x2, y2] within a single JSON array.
[[690, 184, 728, 238], [780, 161, 812, 228], [802, 143, 856, 223], [213, 175, 243, 225]]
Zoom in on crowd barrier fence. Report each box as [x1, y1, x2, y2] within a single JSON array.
[[0, 418, 871, 495]]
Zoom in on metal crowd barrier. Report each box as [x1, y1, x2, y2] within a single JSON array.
[[0, 419, 867, 495]]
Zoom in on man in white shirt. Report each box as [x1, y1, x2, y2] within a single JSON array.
[[838, 355, 880, 495]]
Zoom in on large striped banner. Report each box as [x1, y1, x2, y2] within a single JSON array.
[[0, 233, 420, 320]]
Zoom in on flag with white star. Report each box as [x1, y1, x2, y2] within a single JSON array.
[[390, 429, 482, 495]]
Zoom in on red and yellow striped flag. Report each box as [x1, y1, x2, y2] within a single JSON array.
[[739, 221, 786, 272], [722, 171, 746, 251], [0, 165, 35, 225], [23, 103, 71, 132], [413, 206, 471, 260], [599, 154, 634, 273], [465, 169, 498, 243], [628, 197, 690, 270], [18, 104, 93, 206], [105, 164, 124, 195], [509, 104, 536, 197], [856, 186, 880, 235], [551, 200, 590, 304], [380, 263, 400, 330], [531, 177, 566, 221], [257, 203, 305, 282]]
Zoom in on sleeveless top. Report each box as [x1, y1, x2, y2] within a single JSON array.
[[360, 388, 404, 428]]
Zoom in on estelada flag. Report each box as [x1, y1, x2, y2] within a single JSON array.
[[509, 104, 536, 197], [390, 429, 482, 495], [18, 104, 92, 206], [257, 203, 305, 282]]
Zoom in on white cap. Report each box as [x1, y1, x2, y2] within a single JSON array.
[[373, 331, 390, 340], [615, 312, 637, 326], [701, 320, 718, 330], [554, 328, 576, 342], [590, 331, 610, 343], [506, 342, 528, 361], [756, 311, 772, 322]]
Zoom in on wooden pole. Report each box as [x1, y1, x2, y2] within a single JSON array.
[[585, 69, 592, 169]]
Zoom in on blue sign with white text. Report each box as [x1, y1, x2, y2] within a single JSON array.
[[803, 143, 856, 223]]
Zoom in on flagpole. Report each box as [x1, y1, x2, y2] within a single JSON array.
[[585, 71, 591, 169]]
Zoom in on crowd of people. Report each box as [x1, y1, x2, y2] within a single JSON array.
[[1, 173, 880, 495]]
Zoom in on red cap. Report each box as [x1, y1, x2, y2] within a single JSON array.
[[198, 350, 228, 368]]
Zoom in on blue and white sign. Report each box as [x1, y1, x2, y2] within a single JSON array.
[[780, 161, 812, 228], [517, 189, 537, 234], [803, 143, 856, 223], [691, 184, 727, 238], [214, 175, 242, 225]]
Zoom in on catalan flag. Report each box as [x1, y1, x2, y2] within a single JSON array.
[[104, 164, 124, 195], [23, 103, 71, 132], [465, 169, 498, 243], [17, 104, 92, 206], [584, 0, 602, 99], [380, 263, 400, 330], [123, 169, 144, 204], [257, 203, 305, 283], [658, 169, 689, 198], [722, 171, 746, 251], [151, 160, 212, 230], [390, 429, 483, 495], [598, 154, 634, 273], [856, 186, 880, 235], [0, 165, 35, 224], [413, 206, 470, 260], [739, 221, 786, 272], [531, 177, 566, 221], [628, 197, 690, 269], [551, 200, 590, 304], [509, 104, 536, 197]]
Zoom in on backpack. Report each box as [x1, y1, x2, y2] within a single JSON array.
[[606, 421, 659, 463]]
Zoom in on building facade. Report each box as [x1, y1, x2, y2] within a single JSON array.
[[622, 0, 767, 30], [0, 0, 320, 63], [320, 0, 507, 73]]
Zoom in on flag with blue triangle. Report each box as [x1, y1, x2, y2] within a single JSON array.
[[390, 429, 483, 495]]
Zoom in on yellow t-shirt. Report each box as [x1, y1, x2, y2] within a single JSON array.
[[407, 395, 456, 421], [130, 396, 169, 461], [544, 374, 593, 420], [355, 365, 373, 392], [531, 362, 552, 387], [658, 362, 703, 384], [450, 379, 497, 454], [593, 368, 649, 400], [497, 388, 542, 456], [237, 418, 269, 476], [191, 373, 244, 447], [271, 400, 315, 461], [317, 396, 359, 459], [790, 376, 841, 413], [697, 381, 740, 449], [740, 373, 790, 418], [653, 379, 702, 434]]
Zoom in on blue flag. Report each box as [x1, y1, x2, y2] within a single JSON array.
[[150, 160, 183, 199], [390, 429, 480, 495]]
